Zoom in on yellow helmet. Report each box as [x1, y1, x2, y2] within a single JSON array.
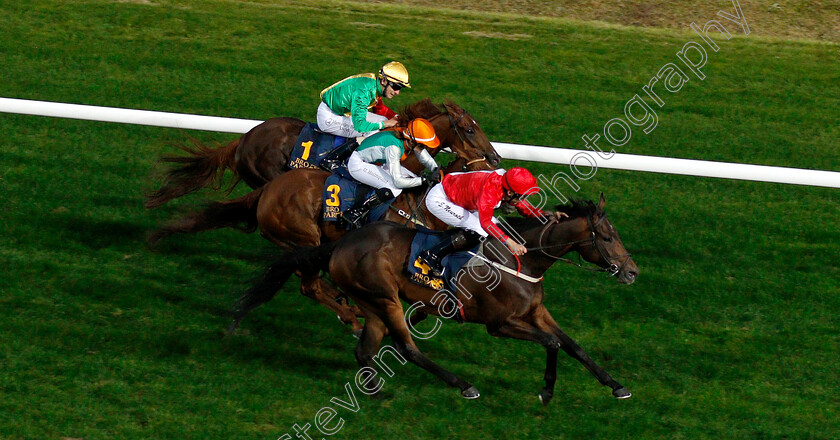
[[404, 118, 439, 149], [379, 61, 411, 89]]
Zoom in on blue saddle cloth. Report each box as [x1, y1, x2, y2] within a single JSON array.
[[407, 230, 479, 292], [322, 165, 392, 225], [288, 123, 347, 170]]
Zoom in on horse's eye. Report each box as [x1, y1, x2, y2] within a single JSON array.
[[602, 236, 613, 243], [466, 127, 475, 135]]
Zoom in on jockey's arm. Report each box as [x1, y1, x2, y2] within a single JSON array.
[[371, 97, 397, 119], [415, 148, 438, 171], [477, 187, 509, 242], [386, 146, 422, 188], [351, 93, 385, 133], [514, 199, 544, 218]]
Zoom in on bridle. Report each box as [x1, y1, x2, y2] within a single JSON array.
[[445, 110, 490, 171], [529, 213, 633, 277]]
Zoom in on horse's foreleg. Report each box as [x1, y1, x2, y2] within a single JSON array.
[[378, 299, 479, 399], [535, 306, 631, 399], [488, 316, 560, 405]]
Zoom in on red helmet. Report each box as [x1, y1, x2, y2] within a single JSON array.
[[502, 167, 539, 196]]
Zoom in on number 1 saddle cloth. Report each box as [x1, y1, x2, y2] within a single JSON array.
[[288, 123, 347, 170]]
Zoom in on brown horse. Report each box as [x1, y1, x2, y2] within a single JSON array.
[[237, 196, 639, 403], [149, 154, 484, 332], [145, 99, 501, 208]]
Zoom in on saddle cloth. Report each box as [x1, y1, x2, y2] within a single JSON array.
[[406, 229, 482, 291], [288, 123, 347, 170], [322, 164, 391, 225]]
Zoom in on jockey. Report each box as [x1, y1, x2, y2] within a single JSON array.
[[317, 62, 409, 170], [418, 167, 567, 276], [341, 118, 441, 227]]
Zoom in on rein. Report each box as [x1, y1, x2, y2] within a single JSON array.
[[387, 185, 433, 228], [529, 214, 633, 277]]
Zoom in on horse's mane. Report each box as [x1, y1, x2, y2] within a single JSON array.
[[399, 98, 445, 122], [555, 199, 602, 219], [503, 199, 601, 231]]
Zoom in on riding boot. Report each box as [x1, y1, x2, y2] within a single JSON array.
[[417, 229, 482, 278], [341, 188, 393, 228], [320, 139, 359, 172]]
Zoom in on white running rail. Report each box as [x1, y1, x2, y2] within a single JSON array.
[[2, 97, 839, 188]]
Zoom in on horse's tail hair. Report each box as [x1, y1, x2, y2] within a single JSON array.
[[147, 186, 263, 246], [230, 241, 337, 328], [144, 138, 241, 209]]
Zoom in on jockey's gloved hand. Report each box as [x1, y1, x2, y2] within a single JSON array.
[[423, 168, 442, 185]]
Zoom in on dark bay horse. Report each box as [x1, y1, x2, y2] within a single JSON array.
[[238, 196, 639, 403], [145, 99, 501, 208], [150, 155, 485, 332]]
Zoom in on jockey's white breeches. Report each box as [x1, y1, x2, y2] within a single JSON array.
[[425, 184, 490, 237], [316, 102, 387, 138], [347, 152, 417, 197]]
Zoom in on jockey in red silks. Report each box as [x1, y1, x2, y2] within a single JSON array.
[[418, 167, 567, 277]]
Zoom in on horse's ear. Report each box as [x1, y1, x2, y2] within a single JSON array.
[[599, 193, 606, 209], [443, 100, 461, 114]]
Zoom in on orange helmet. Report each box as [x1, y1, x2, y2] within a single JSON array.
[[404, 118, 440, 149], [503, 167, 539, 196]]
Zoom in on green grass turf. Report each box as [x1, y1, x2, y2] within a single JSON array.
[[1, 0, 838, 439]]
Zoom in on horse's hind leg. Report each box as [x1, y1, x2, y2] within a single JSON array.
[[377, 299, 478, 399], [299, 270, 364, 332]]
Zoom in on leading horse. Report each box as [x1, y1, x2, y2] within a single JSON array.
[[239, 196, 639, 403], [145, 99, 501, 208]]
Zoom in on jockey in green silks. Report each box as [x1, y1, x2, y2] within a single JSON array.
[[316, 61, 409, 139]]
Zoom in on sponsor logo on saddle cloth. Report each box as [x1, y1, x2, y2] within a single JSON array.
[[289, 123, 347, 169], [407, 231, 480, 291]]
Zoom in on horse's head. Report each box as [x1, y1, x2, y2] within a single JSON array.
[[550, 194, 638, 284], [441, 101, 501, 170], [399, 99, 501, 171]]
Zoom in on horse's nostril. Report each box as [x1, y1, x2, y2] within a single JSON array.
[[628, 270, 638, 279]]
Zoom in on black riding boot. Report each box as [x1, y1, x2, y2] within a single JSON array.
[[417, 229, 482, 277], [341, 188, 393, 228], [319, 138, 359, 172]]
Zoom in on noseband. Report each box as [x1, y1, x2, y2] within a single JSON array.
[[531, 213, 632, 277]]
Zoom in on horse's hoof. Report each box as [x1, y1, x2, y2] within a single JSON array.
[[461, 386, 480, 399], [538, 390, 553, 406], [612, 387, 632, 399]]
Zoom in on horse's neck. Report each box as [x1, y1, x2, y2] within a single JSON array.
[[500, 217, 587, 278], [429, 111, 454, 147]]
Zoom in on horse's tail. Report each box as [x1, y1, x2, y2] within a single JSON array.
[[144, 138, 241, 209], [229, 241, 337, 332], [147, 186, 263, 246]]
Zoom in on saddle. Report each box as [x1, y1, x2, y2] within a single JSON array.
[[288, 123, 347, 170]]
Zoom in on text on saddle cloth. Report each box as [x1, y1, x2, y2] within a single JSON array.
[[289, 123, 347, 170]]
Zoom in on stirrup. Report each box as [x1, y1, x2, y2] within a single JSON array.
[[320, 157, 343, 172], [341, 209, 366, 228], [418, 250, 445, 277]]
